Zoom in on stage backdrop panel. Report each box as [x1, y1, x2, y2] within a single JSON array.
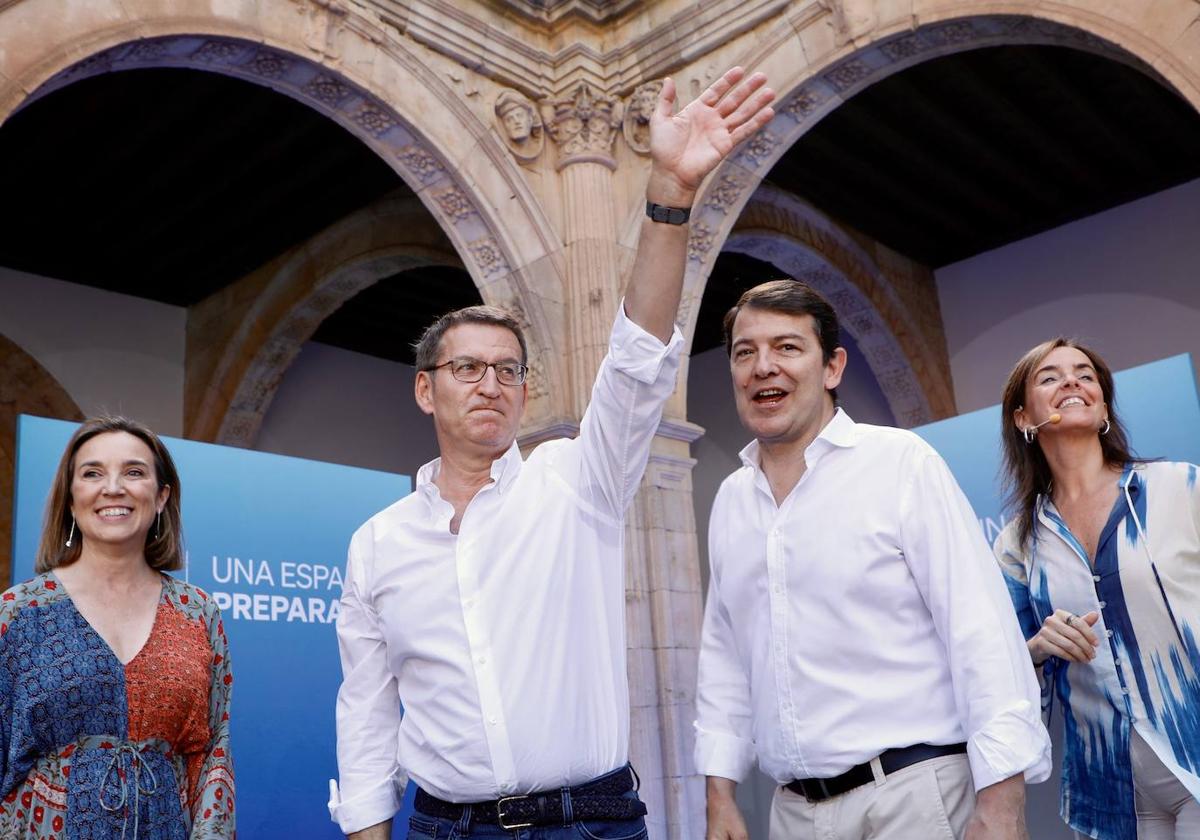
[[11, 414, 415, 838]]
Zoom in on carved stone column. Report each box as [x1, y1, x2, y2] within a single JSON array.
[[625, 425, 707, 840], [545, 82, 622, 417]]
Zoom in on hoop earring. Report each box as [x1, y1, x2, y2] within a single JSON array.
[[65, 516, 76, 548], [1022, 426, 1036, 445], [1100, 418, 1111, 436]]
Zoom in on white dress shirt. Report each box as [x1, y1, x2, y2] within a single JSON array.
[[694, 409, 1051, 790], [329, 308, 683, 834]]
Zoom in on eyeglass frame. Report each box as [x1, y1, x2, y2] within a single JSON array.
[[421, 356, 529, 386]]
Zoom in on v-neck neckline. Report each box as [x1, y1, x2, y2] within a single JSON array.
[[48, 570, 167, 667]]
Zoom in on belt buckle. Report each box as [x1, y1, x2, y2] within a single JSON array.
[[497, 795, 535, 830], [802, 778, 830, 803]]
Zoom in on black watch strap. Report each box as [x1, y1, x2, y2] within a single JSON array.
[[645, 200, 691, 225]]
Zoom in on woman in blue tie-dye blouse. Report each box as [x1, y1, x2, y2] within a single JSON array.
[[993, 338, 1199, 840]]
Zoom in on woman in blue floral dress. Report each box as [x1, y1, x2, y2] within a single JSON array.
[[0, 416, 235, 839]]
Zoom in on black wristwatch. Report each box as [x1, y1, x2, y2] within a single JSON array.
[[645, 201, 691, 225]]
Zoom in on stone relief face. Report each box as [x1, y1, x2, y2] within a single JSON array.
[[502, 105, 532, 141], [630, 87, 656, 124], [495, 90, 544, 160], [623, 81, 662, 154]]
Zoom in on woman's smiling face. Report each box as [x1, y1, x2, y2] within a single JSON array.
[[69, 431, 168, 554]]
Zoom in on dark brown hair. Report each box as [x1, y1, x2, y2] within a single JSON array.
[[413, 305, 527, 373], [999, 338, 1136, 548], [722, 278, 842, 401], [35, 416, 184, 573]]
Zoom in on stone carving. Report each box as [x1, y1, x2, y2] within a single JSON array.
[[494, 89, 544, 162], [353, 102, 398, 137], [396, 146, 445, 184], [193, 40, 243, 64], [687, 222, 715, 263], [128, 41, 169, 63], [303, 73, 352, 105], [545, 82, 621, 169], [738, 130, 779, 168], [249, 50, 292, 79], [823, 58, 872, 92], [820, 0, 877, 46], [468, 236, 510, 278], [703, 172, 747, 215], [431, 185, 476, 222], [781, 87, 828, 121], [622, 80, 662, 155]]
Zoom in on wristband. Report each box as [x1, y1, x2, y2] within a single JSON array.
[[645, 201, 691, 225]]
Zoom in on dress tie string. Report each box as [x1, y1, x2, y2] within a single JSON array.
[[97, 742, 161, 840]]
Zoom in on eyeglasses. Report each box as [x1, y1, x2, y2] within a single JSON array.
[[424, 357, 528, 386]]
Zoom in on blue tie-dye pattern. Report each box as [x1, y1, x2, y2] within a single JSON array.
[[1149, 623, 1200, 772], [1095, 473, 1158, 729], [1016, 465, 1200, 839], [1059, 675, 1136, 839]]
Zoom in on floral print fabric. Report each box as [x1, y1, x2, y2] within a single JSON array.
[[0, 573, 235, 838]]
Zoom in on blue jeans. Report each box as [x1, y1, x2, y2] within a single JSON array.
[[405, 775, 647, 840]]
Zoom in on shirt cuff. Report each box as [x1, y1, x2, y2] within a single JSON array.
[[965, 700, 1052, 790], [693, 722, 756, 783], [328, 772, 406, 834], [610, 300, 684, 385]]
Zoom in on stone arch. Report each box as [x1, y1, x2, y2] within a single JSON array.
[[681, 8, 1200, 362], [0, 16, 566, 435], [186, 193, 467, 445], [0, 334, 84, 586], [725, 185, 956, 425]]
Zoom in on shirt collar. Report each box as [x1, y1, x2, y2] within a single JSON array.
[[737, 407, 859, 473], [415, 441, 523, 504]]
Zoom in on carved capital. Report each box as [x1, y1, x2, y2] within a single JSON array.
[[622, 80, 662, 155], [545, 82, 621, 170], [495, 89, 544, 162]]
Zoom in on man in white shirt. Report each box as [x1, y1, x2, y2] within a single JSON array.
[[696, 280, 1052, 840], [328, 68, 776, 840]]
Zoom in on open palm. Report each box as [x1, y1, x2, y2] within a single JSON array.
[[649, 67, 775, 194]]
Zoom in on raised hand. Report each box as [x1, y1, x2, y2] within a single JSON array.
[[647, 67, 775, 205]]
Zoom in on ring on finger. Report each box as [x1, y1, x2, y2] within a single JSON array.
[[1064, 612, 1076, 627]]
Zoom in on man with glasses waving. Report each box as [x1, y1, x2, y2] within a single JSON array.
[[329, 67, 776, 840]]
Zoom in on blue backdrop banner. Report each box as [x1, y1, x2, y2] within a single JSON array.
[[912, 353, 1200, 544], [11, 414, 414, 838]]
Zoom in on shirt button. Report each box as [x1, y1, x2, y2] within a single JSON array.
[[489, 715, 498, 725], [1107, 630, 1114, 638], [465, 599, 475, 609], [478, 656, 487, 665], [1098, 601, 1106, 609], [1093, 575, 1101, 582]]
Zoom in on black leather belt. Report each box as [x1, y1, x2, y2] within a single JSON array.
[[414, 765, 647, 830], [785, 742, 967, 803]]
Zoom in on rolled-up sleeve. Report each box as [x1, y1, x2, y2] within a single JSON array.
[[575, 302, 684, 517], [329, 525, 406, 834], [899, 448, 1052, 790]]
